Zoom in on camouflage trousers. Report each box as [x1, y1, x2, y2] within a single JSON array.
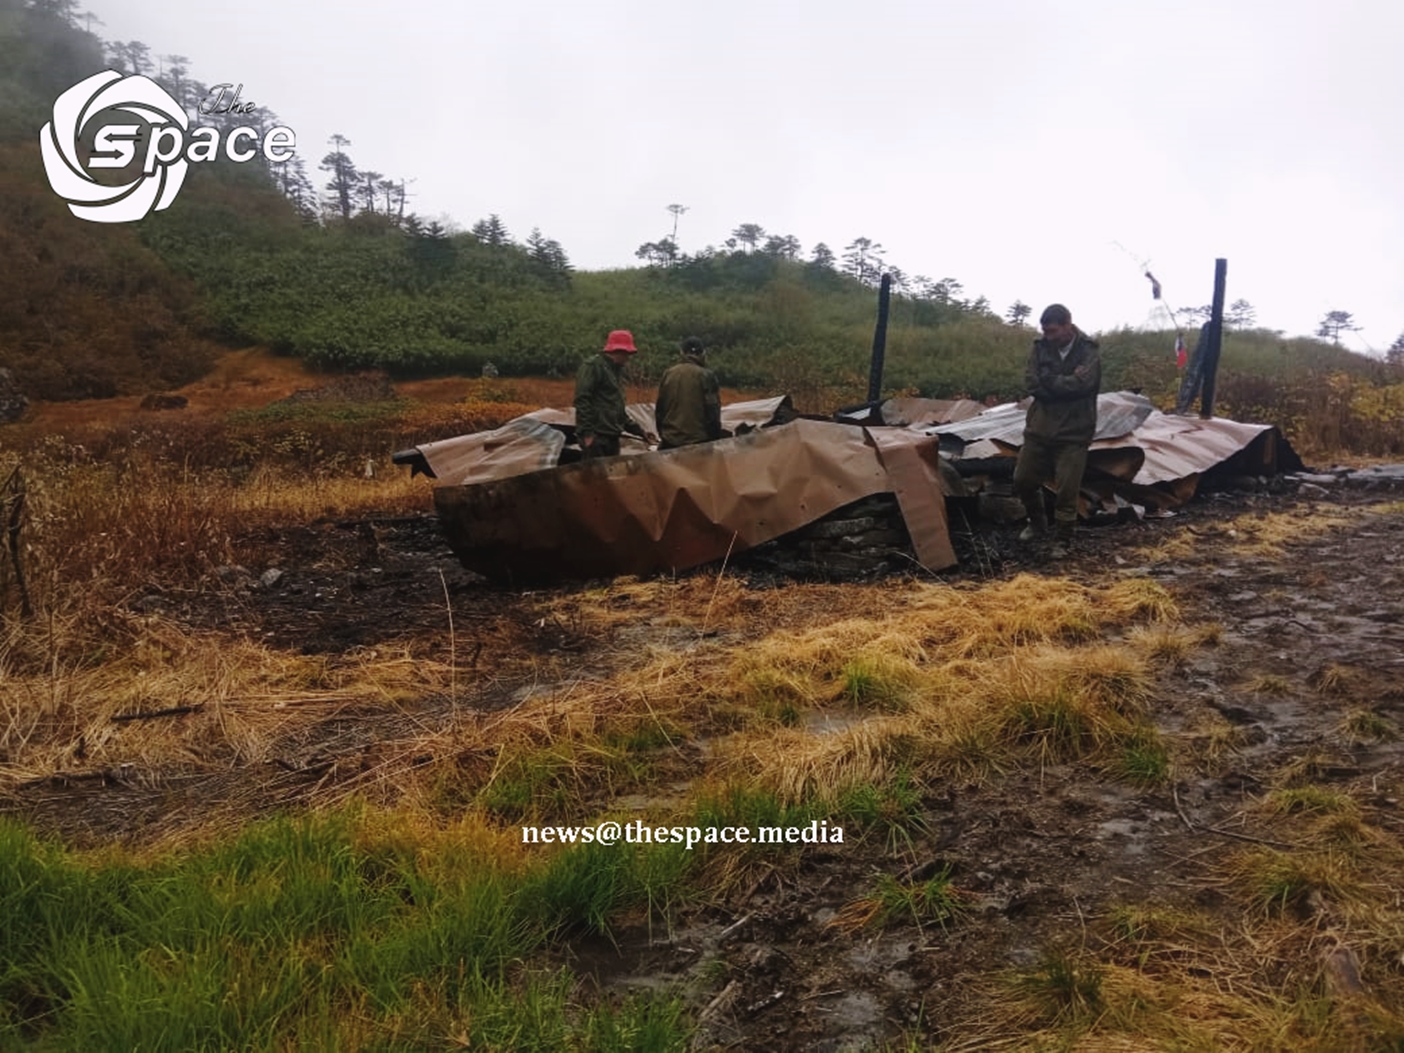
[[1013, 434, 1089, 537]]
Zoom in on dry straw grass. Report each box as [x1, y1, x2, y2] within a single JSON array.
[[708, 577, 1178, 802], [0, 625, 459, 781], [1133, 506, 1362, 564], [950, 951, 1403, 1052], [944, 841, 1404, 1051], [1, 549, 1198, 846]]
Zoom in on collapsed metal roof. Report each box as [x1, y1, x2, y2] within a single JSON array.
[[921, 392, 1301, 510], [407, 392, 1301, 583]]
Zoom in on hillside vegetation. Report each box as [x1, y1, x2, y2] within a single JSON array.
[[2, 0, 1402, 457]]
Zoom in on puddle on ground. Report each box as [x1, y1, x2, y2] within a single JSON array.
[[806, 991, 885, 1053], [803, 711, 868, 736]]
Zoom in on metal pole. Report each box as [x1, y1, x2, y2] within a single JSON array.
[[867, 273, 892, 404], [1200, 258, 1227, 419]]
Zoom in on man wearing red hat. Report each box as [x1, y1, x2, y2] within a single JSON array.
[[574, 329, 653, 458]]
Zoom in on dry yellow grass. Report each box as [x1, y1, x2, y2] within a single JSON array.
[[2, 553, 1196, 838], [0, 628, 458, 781], [942, 835, 1404, 1050], [1134, 506, 1362, 563], [950, 952, 1403, 1052], [1177, 712, 1247, 773]]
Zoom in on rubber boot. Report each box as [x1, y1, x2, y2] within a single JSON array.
[[1018, 504, 1048, 543], [1049, 522, 1074, 560]]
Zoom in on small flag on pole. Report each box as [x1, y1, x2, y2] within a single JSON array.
[[1175, 332, 1187, 369], [1145, 271, 1162, 300]]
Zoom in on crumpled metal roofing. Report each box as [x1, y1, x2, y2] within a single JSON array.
[[925, 392, 1155, 448], [430, 416, 956, 583], [414, 390, 1300, 582], [925, 391, 1300, 486], [415, 396, 794, 485]]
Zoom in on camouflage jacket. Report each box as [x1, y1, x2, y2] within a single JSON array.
[[655, 356, 722, 449], [1023, 331, 1102, 444], [574, 353, 643, 442]]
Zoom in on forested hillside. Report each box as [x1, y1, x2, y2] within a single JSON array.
[[2, 0, 1398, 446]]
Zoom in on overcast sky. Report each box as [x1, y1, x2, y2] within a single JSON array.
[[83, 0, 1403, 353]]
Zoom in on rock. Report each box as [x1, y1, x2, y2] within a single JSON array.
[[1344, 465, 1404, 489], [1297, 482, 1330, 498], [978, 493, 1027, 523], [1227, 475, 1266, 492], [131, 594, 168, 614], [259, 568, 285, 589], [800, 516, 882, 540]]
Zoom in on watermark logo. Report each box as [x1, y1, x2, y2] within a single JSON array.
[[39, 70, 296, 223]]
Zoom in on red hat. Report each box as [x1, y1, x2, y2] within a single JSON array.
[[602, 329, 638, 353]]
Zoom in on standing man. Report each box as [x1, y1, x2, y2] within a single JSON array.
[[1013, 304, 1102, 559], [574, 329, 652, 459], [655, 336, 725, 450]]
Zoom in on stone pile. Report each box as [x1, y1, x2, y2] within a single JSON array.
[[737, 494, 914, 582]]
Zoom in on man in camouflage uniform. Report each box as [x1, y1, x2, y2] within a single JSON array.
[[655, 336, 726, 450], [1013, 303, 1102, 559], [574, 329, 652, 459]]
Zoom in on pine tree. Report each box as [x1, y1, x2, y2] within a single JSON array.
[[841, 237, 884, 285], [1225, 299, 1257, 329], [471, 214, 511, 246], [1316, 310, 1360, 344], [730, 224, 765, 253], [319, 134, 357, 220], [1386, 331, 1404, 371]]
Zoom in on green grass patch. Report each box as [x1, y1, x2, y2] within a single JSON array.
[[1228, 848, 1356, 914], [478, 742, 657, 823], [1114, 726, 1170, 786], [603, 716, 684, 754], [692, 783, 822, 834], [478, 748, 580, 821], [1342, 708, 1398, 741], [838, 657, 912, 711], [837, 767, 928, 854], [0, 813, 693, 1050], [1011, 952, 1105, 1025], [870, 867, 965, 930]]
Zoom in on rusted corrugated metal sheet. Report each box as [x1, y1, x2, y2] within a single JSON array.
[[928, 391, 1299, 485], [431, 418, 957, 584], [878, 397, 988, 427], [415, 389, 1301, 583], [415, 397, 796, 484], [926, 392, 1156, 449], [1096, 410, 1297, 484]]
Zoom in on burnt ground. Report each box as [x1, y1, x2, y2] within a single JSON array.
[[557, 483, 1404, 1051], [5, 477, 1404, 1049]]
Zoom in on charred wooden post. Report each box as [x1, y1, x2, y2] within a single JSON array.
[[1200, 258, 1228, 419], [866, 273, 893, 404]]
